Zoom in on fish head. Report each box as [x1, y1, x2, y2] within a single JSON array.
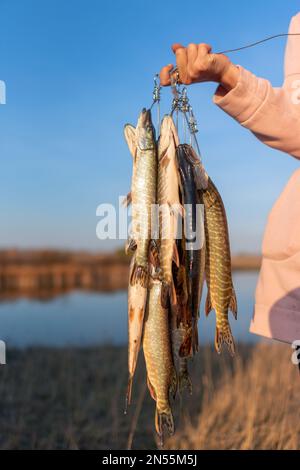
[[136, 108, 156, 151]]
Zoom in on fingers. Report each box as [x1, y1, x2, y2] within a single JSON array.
[[197, 43, 212, 56], [172, 43, 184, 53], [195, 43, 212, 71], [187, 43, 198, 78], [161, 42, 213, 86], [187, 43, 198, 63], [159, 64, 174, 86], [174, 46, 190, 84], [172, 43, 189, 84]]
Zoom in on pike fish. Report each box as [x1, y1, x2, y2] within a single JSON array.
[[142, 274, 176, 439], [157, 115, 181, 305], [125, 252, 148, 411], [124, 109, 157, 287], [203, 177, 237, 356], [176, 144, 206, 351]]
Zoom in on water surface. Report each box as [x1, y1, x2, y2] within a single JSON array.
[[0, 272, 259, 347]]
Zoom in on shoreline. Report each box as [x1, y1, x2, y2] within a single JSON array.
[[0, 249, 261, 300]]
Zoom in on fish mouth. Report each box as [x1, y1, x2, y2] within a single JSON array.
[[138, 108, 152, 127]]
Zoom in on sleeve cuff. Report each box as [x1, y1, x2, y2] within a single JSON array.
[[213, 66, 270, 124]]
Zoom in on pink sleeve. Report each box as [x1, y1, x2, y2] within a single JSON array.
[[213, 13, 300, 160]]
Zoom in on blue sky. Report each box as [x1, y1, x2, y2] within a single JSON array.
[[0, 0, 299, 253]]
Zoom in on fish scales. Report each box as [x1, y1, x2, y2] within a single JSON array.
[[142, 277, 175, 438], [157, 116, 181, 304], [176, 144, 206, 352], [125, 253, 148, 410], [124, 109, 157, 287], [203, 178, 237, 355]]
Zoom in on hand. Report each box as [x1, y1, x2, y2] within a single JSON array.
[[160, 43, 239, 91]]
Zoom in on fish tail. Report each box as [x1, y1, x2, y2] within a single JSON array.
[[130, 262, 148, 287], [215, 323, 235, 357], [124, 375, 133, 414], [155, 406, 175, 440]]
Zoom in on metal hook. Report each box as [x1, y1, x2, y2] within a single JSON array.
[[170, 67, 180, 85], [152, 74, 161, 104], [170, 69, 182, 115], [150, 73, 161, 134]]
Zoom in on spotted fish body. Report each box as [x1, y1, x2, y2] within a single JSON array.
[[142, 277, 175, 438], [124, 109, 157, 287], [126, 253, 148, 409], [203, 178, 237, 356], [176, 145, 206, 348], [157, 116, 181, 302]]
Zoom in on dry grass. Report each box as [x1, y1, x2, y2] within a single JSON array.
[[167, 342, 300, 450], [0, 343, 298, 449]]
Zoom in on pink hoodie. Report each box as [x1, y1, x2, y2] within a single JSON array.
[[214, 13, 300, 344]]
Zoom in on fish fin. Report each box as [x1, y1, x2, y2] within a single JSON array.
[[192, 321, 199, 354], [187, 147, 209, 189], [179, 367, 192, 396], [125, 238, 136, 254], [179, 329, 193, 358], [205, 291, 212, 316], [155, 407, 175, 440], [124, 375, 133, 414], [130, 262, 148, 288], [172, 242, 180, 267], [161, 282, 170, 309], [122, 191, 132, 208], [170, 367, 178, 400], [215, 325, 235, 357], [147, 376, 157, 401], [161, 280, 177, 308], [170, 203, 185, 219], [170, 279, 177, 306], [149, 240, 160, 269], [229, 287, 238, 320], [176, 266, 188, 306], [160, 152, 170, 169], [194, 168, 209, 191], [124, 124, 137, 159]]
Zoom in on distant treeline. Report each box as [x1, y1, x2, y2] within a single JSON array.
[[0, 249, 261, 300]]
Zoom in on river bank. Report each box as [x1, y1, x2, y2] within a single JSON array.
[[0, 249, 261, 300]]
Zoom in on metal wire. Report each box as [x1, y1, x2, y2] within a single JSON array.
[[150, 32, 300, 163], [150, 74, 161, 135], [217, 33, 300, 54]]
